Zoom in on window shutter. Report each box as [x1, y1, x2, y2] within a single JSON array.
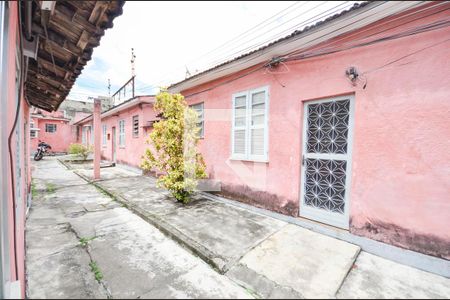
[[250, 90, 267, 158], [233, 94, 247, 156]]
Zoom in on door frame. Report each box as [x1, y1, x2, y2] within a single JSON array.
[[111, 126, 116, 163], [299, 94, 355, 229]]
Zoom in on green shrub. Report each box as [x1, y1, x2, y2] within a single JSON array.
[[141, 91, 207, 203], [68, 143, 92, 161]]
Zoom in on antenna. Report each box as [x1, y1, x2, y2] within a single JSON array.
[[108, 78, 111, 96], [131, 48, 136, 77], [185, 65, 191, 79]]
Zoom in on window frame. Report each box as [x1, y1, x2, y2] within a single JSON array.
[[189, 102, 204, 139], [45, 123, 57, 133], [118, 119, 125, 147], [102, 124, 107, 146], [231, 86, 269, 162], [132, 115, 139, 138]]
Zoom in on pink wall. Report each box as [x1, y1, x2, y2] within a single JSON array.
[[180, 5, 450, 258], [77, 97, 157, 168], [3, 2, 28, 296], [30, 117, 74, 153]]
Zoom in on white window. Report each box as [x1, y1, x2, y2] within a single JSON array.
[[190, 102, 204, 138], [132, 115, 139, 138], [45, 123, 57, 133], [119, 120, 125, 146], [102, 124, 107, 145], [82, 126, 87, 144], [232, 86, 269, 161], [30, 121, 38, 138]]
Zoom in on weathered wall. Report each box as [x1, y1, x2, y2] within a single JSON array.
[[32, 118, 73, 153], [79, 100, 158, 168], [181, 5, 450, 258], [2, 2, 28, 297]]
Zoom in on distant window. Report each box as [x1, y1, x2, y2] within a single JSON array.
[[132, 115, 139, 138], [45, 123, 57, 133], [190, 102, 204, 138], [119, 120, 125, 146], [102, 125, 107, 145], [82, 127, 87, 144], [30, 121, 37, 138]]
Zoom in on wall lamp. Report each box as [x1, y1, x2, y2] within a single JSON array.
[[345, 66, 359, 85]]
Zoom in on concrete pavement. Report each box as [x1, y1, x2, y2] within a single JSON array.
[[27, 157, 450, 299], [27, 158, 252, 299]]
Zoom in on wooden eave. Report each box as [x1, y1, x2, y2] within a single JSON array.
[[25, 1, 125, 112]]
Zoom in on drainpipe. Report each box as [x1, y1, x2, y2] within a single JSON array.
[[24, 0, 32, 41], [93, 99, 101, 180]]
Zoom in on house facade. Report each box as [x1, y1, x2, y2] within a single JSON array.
[[168, 1, 450, 259], [75, 96, 157, 168], [0, 1, 123, 298], [30, 110, 74, 153], [29, 98, 114, 154]]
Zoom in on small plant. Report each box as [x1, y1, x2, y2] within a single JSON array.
[[141, 91, 207, 204], [31, 180, 37, 198], [79, 236, 96, 247], [89, 261, 103, 282], [46, 182, 56, 193], [68, 143, 93, 161]]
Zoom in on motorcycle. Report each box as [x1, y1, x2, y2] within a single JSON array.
[[34, 141, 52, 161]]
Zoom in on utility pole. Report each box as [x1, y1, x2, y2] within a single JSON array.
[[107, 78, 111, 96], [131, 47, 136, 77]]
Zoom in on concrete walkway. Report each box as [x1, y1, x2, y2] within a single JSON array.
[[27, 158, 252, 299], [27, 157, 450, 299]]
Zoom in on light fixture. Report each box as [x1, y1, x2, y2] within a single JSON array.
[[345, 66, 359, 85]]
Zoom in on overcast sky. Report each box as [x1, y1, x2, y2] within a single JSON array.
[[68, 1, 356, 101]]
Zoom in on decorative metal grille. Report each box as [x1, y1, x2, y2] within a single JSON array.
[[304, 158, 347, 214], [306, 99, 350, 154]]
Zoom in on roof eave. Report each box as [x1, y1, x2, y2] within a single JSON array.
[[169, 1, 424, 93]]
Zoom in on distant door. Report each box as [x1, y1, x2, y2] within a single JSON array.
[[111, 127, 116, 162], [300, 95, 354, 229]]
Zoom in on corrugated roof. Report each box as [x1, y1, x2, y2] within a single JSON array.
[[169, 2, 370, 90]]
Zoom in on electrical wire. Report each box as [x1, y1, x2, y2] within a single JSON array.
[[284, 16, 450, 62], [185, 1, 307, 65], [8, 1, 25, 280], [138, 1, 356, 90], [285, 2, 450, 59], [205, 1, 347, 67], [183, 15, 450, 98], [135, 1, 311, 90]]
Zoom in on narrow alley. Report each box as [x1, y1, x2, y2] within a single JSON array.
[[26, 157, 450, 299], [27, 158, 252, 299]]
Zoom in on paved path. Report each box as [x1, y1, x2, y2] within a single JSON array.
[[27, 157, 450, 299], [27, 158, 251, 299]]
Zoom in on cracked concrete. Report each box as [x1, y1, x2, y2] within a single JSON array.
[[27, 158, 252, 299], [27, 157, 450, 299]]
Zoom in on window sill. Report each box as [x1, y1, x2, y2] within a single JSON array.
[[119, 146, 126, 149], [229, 157, 269, 163]]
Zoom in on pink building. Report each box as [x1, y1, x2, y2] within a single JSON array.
[[30, 109, 75, 153], [0, 1, 123, 298], [166, 2, 450, 259], [72, 2, 448, 261], [74, 96, 157, 168]]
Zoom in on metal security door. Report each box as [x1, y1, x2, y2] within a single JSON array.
[[300, 95, 354, 229]]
